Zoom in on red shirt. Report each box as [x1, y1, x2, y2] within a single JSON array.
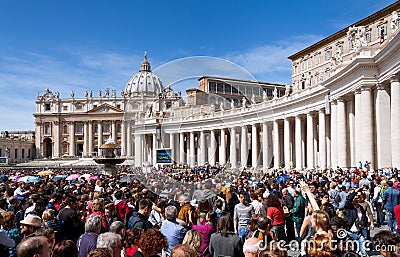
[[394, 204, 400, 229], [267, 206, 285, 226]]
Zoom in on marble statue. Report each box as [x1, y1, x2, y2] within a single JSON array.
[[242, 97, 246, 108], [98, 90, 102, 97], [251, 94, 256, 104], [231, 99, 235, 108], [105, 88, 110, 97], [71, 91, 74, 98], [220, 101, 224, 111], [111, 90, 116, 98], [391, 11, 399, 34], [84, 91, 88, 98], [285, 84, 291, 97], [272, 87, 278, 99], [89, 90, 93, 98], [263, 90, 268, 101]]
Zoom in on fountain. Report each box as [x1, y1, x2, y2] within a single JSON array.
[[94, 137, 125, 177]]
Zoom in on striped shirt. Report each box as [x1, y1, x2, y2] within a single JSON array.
[[233, 202, 254, 227]]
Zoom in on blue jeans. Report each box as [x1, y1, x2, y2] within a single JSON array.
[[238, 227, 249, 244], [347, 232, 367, 257], [386, 210, 397, 232], [374, 201, 384, 225]]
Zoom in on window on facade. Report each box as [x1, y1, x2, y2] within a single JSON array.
[[337, 45, 343, 53], [0, 149, 2, 157], [166, 102, 172, 109], [63, 105, 68, 111], [307, 59, 312, 69], [232, 85, 238, 94], [325, 50, 332, 60], [63, 125, 68, 134], [316, 55, 320, 65], [76, 104, 83, 110], [104, 124, 111, 133], [238, 85, 245, 95], [15, 149, 18, 159], [294, 65, 298, 74], [116, 105, 121, 109], [224, 83, 231, 94], [117, 125, 121, 133], [209, 82, 216, 92], [301, 62, 305, 71], [45, 123, 51, 135], [45, 104, 51, 111], [366, 31, 371, 43], [378, 24, 387, 36], [22, 149, 25, 159], [76, 124, 83, 134], [217, 83, 224, 93], [28, 149, 30, 158]]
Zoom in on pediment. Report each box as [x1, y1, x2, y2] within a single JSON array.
[[87, 103, 123, 114]]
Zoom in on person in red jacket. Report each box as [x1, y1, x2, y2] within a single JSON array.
[[86, 199, 108, 233], [114, 190, 131, 222]]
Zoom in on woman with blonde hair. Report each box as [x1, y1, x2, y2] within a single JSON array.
[[182, 229, 202, 254], [86, 198, 108, 232], [42, 209, 63, 243]]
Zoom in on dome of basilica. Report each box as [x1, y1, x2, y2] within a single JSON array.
[[124, 53, 163, 96]]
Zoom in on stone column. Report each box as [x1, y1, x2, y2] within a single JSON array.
[[347, 100, 355, 166], [97, 121, 102, 156], [376, 83, 392, 168], [251, 124, 258, 168], [241, 126, 248, 168], [179, 133, 185, 164], [134, 134, 142, 166], [337, 98, 347, 168], [262, 122, 271, 170], [361, 86, 374, 167], [35, 122, 42, 158], [112, 121, 117, 141], [169, 133, 175, 164], [120, 121, 126, 156], [88, 121, 93, 157], [210, 130, 216, 166], [306, 113, 315, 168], [219, 129, 226, 165], [152, 133, 157, 166], [69, 121, 75, 156], [83, 122, 88, 157], [295, 115, 303, 170], [273, 120, 281, 168], [318, 109, 326, 168], [284, 118, 291, 168], [330, 101, 337, 168], [354, 90, 362, 165], [190, 132, 195, 167], [126, 122, 132, 156], [230, 127, 237, 168], [391, 76, 400, 168], [326, 115, 331, 168], [199, 130, 206, 165], [53, 121, 60, 158]]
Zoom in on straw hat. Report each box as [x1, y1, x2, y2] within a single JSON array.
[[20, 214, 42, 227]]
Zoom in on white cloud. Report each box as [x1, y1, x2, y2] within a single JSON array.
[[225, 34, 323, 84]]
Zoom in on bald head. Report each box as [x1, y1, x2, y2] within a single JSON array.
[[17, 236, 51, 257]]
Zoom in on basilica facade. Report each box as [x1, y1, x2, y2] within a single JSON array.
[[34, 1, 400, 170]]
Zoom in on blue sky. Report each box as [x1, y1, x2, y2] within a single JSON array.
[[0, 0, 396, 130]]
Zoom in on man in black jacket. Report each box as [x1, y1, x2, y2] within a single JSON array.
[[343, 188, 368, 257]]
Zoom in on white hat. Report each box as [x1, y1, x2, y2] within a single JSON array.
[[20, 214, 42, 227]]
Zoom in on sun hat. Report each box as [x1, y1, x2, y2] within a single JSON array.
[[20, 214, 42, 227]]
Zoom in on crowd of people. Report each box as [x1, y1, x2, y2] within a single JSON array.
[[0, 164, 399, 257]]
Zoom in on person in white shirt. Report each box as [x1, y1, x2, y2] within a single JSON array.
[[373, 179, 384, 227], [14, 182, 29, 199], [250, 193, 265, 216]]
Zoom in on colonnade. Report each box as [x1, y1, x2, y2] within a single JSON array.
[[130, 76, 400, 170]]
